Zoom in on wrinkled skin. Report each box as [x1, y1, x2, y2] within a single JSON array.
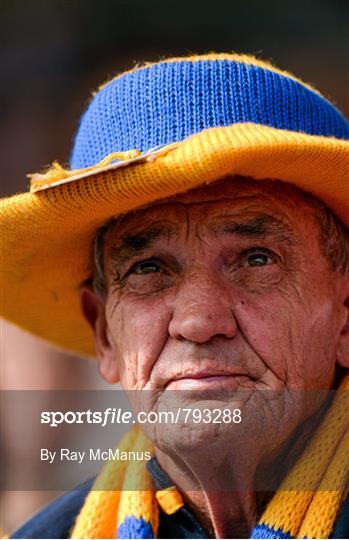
[[81, 177, 349, 537]]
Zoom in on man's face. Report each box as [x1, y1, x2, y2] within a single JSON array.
[[83, 177, 348, 476]]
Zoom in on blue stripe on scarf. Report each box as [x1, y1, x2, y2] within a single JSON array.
[[117, 515, 154, 539], [251, 523, 293, 538]]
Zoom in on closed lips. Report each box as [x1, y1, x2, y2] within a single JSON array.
[[165, 371, 250, 387]]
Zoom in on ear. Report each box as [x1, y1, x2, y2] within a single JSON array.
[[80, 283, 120, 383], [336, 289, 349, 369]]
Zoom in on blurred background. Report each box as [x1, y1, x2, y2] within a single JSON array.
[[1, 0, 348, 533]]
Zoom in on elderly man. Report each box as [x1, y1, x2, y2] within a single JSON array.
[[2, 53, 349, 539]]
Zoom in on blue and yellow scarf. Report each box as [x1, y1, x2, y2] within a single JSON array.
[[71, 376, 348, 539]]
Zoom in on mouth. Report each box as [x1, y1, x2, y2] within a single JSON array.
[[165, 371, 252, 390]]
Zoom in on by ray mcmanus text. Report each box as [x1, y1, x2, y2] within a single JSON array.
[[41, 448, 152, 464]]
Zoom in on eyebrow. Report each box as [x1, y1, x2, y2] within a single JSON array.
[[210, 215, 297, 244], [109, 224, 177, 266]]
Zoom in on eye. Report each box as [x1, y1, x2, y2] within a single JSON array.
[[242, 249, 276, 267], [129, 258, 163, 275]]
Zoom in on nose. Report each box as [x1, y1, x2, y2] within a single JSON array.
[[168, 271, 238, 344]]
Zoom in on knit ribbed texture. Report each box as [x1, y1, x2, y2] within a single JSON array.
[[70, 374, 348, 539], [70, 57, 349, 169]]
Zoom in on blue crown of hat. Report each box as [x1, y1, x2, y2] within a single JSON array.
[[70, 56, 349, 169]]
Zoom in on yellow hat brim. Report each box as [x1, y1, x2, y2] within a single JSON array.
[[2, 122, 349, 357]]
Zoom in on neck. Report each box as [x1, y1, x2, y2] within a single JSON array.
[[181, 489, 267, 538], [155, 448, 269, 538]]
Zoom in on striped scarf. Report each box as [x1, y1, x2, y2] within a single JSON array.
[[71, 375, 348, 539]]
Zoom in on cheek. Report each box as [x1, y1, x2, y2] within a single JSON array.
[[234, 293, 300, 382], [106, 295, 171, 389], [300, 298, 339, 386], [235, 283, 337, 388]]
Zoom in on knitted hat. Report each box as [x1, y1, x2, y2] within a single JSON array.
[[2, 53, 349, 357]]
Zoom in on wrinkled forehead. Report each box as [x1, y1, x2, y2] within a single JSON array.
[[105, 176, 316, 239]]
